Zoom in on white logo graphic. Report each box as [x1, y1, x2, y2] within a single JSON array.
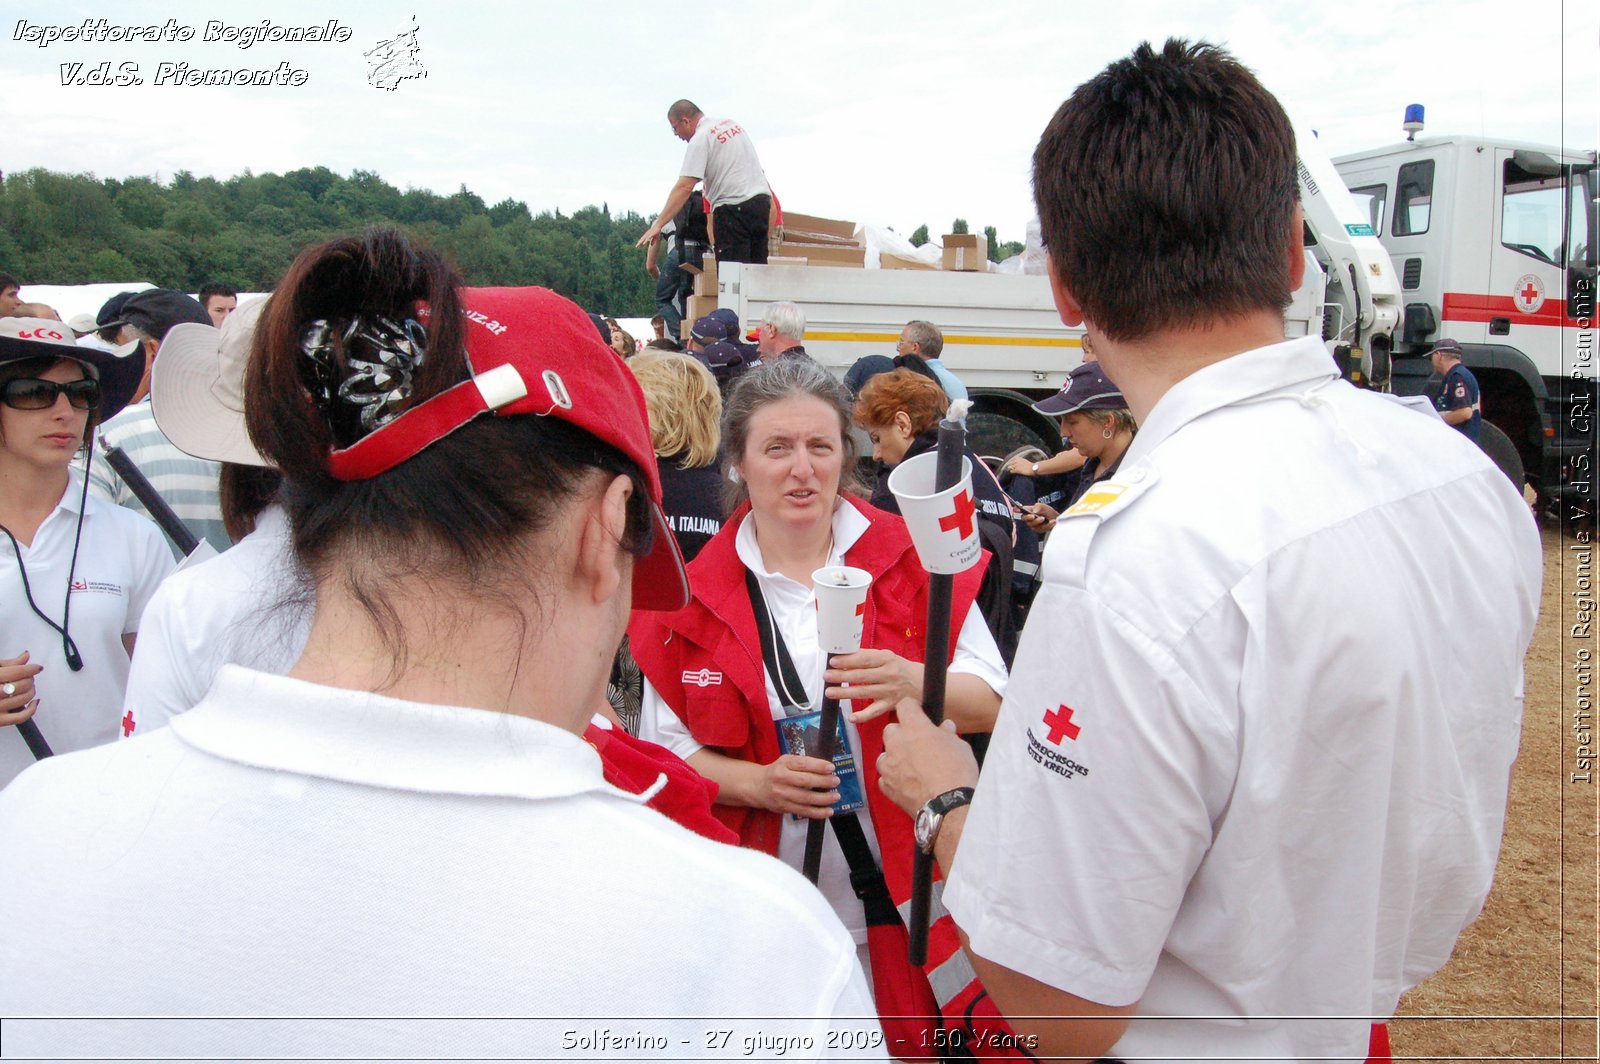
[[682, 668, 723, 688], [1513, 274, 1546, 315]]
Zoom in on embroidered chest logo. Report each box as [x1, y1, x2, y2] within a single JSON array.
[[121, 710, 137, 738], [1042, 704, 1081, 744], [682, 668, 724, 688], [69, 579, 125, 596], [1025, 704, 1090, 781]]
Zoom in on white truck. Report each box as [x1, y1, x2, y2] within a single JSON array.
[[713, 260, 1080, 460], [1333, 133, 1596, 500], [709, 124, 1596, 499]]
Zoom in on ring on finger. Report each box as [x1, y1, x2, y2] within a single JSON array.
[[1, 682, 15, 697]]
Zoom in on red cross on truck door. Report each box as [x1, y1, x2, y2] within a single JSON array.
[[1513, 273, 1545, 314]]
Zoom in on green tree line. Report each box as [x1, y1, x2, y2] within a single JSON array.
[[0, 167, 657, 317], [0, 167, 1031, 311]]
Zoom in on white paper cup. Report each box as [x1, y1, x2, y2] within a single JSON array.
[[886, 452, 982, 574], [812, 565, 873, 655]]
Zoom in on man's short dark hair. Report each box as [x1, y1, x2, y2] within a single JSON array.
[[0, 271, 18, 293], [1033, 39, 1299, 342], [667, 99, 702, 123], [198, 283, 237, 305]]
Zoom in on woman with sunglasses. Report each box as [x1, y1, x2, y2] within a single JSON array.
[[0, 317, 170, 789]]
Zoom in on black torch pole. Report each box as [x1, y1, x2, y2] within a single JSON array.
[[17, 718, 53, 759], [908, 411, 967, 966], [802, 680, 841, 884], [100, 442, 202, 556]]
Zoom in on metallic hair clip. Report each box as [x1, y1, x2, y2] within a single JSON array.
[[300, 314, 428, 445]]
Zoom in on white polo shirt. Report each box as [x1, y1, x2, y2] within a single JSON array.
[[943, 336, 1542, 1062], [0, 667, 883, 1060], [1, 474, 173, 788], [680, 116, 768, 208], [122, 504, 305, 736]]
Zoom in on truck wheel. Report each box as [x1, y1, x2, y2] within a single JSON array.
[[1478, 422, 1525, 489], [966, 392, 1061, 463]]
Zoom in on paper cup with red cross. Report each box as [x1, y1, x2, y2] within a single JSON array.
[[812, 566, 873, 654], [886, 452, 983, 574]]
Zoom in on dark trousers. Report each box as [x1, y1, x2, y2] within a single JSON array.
[[713, 194, 771, 264], [654, 241, 699, 339]]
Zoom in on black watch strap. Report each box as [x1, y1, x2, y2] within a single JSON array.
[[926, 786, 975, 817]]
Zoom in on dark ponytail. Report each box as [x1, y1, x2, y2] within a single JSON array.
[[243, 227, 653, 674], [246, 227, 466, 490]]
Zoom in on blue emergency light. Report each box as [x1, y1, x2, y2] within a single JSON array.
[[1403, 104, 1425, 141]]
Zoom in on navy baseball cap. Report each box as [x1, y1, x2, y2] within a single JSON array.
[[690, 316, 729, 345], [1430, 338, 1463, 357], [698, 340, 742, 370], [844, 354, 896, 398], [1032, 362, 1126, 416]]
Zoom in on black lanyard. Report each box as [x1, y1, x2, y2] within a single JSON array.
[[743, 566, 886, 891], [743, 567, 811, 714]]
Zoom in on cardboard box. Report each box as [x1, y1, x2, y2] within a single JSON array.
[[685, 294, 718, 325], [783, 212, 857, 242], [942, 233, 990, 272], [778, 242, 866, 268], [765, 256, 809, 266], [880, 252, 939, 271], [680, 252, 718, 296], [778, 229, 859, 248]]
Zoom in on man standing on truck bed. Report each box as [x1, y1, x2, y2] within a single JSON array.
[[638, 100, 771, 265], [876, 38, 1541, 1063]]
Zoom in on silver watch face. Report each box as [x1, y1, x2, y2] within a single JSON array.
[[915, 806, 939, 852]]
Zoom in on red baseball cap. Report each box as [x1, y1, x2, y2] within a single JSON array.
[[326, 286, 688, 612]]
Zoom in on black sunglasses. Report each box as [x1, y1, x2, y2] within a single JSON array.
[[1, 377, 102, 412]]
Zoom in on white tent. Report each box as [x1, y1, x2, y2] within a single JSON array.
[[16, 282, 272, 329], [19, 281, 155, 328]]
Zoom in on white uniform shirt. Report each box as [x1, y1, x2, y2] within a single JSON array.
[[123, 504, 306, 735], [680, 116, 768, 208], [1, 474, 173, 788], [641, 503, 1008, 942], [0, 667, 884, 1061], [943, 337, 1542, 1062]]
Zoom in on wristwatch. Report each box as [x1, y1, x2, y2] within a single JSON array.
[[914, 786, 975, 854]]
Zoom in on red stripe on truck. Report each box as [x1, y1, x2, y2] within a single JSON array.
[[1441, 292, 1586, 329]]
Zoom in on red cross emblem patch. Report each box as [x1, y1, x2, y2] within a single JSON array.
[[1041, 704, 1081, 744]]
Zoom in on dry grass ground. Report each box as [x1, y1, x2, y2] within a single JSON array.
[[1391, 527, 1598, 1061]]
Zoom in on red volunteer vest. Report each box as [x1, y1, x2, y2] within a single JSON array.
[[629, 496, 991, 1026]]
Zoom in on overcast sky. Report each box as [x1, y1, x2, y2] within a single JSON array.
[[4, 0, 1596, 243]]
